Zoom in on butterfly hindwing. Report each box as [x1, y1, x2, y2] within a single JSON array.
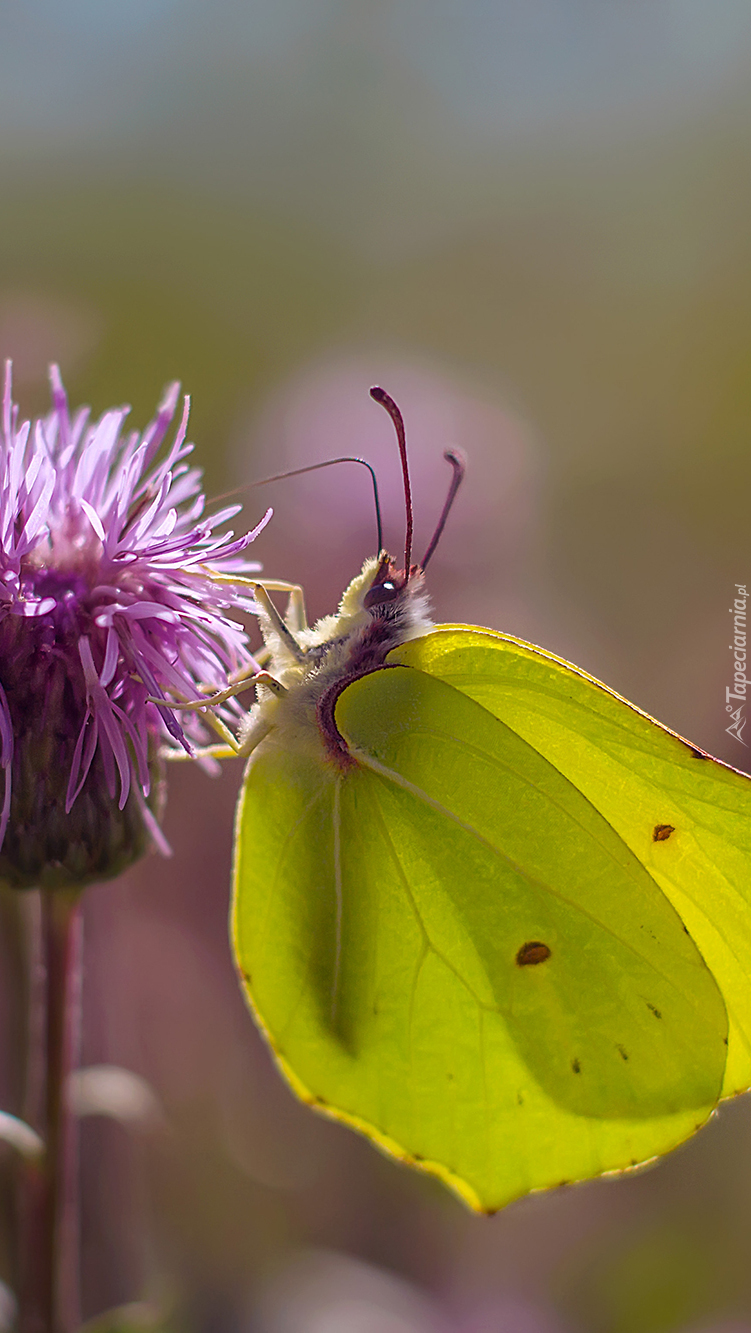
[[233, 651, 728, 1212]]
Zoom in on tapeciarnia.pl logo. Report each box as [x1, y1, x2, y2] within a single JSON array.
[[727, 583, 749, 745]]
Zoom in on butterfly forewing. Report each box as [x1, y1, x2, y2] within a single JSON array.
[[389, 627, 751, 1101]]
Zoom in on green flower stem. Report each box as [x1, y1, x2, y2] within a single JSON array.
[[19, 889, 83, 1333]]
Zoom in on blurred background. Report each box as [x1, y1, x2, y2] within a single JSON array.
[[3, 0, 751, 1328]]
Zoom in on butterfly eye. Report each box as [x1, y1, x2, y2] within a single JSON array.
[[364, 581, 399, 609]]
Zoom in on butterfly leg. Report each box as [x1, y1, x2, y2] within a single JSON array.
[[248, 583, 305, 663], [198, 567, 308, 653], [154, 692, 246, 758], [198, 567, 300, 598], [235, 712, 274, 758], [151, 669, 286, 759], [161, 740, 239, 761], [146, 672, 287, 714], [160, 700, 276, 762], [284, 584, 308, 635], [252, 583, 306, 662]]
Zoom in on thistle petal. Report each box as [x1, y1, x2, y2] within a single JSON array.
[[0, 366, 268, 889]]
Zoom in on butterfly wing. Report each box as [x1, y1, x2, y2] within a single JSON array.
[[389, 627, 751, 1101], [233, 655, 728, 1213]]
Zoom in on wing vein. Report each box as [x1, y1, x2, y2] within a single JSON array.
[[354, 747, 712, 1016], [367, 787, 493, 1013], [396, 723, 667, 902], [331, 776, 344, 1026]]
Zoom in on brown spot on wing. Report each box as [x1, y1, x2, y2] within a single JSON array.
[[516, 941, 552, 966]]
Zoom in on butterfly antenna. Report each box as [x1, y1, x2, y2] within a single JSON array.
[[252, 456, 383, 555], [370, 387, 413, 574], [206, 484, 247, 504], [420, 449, 466, 570]]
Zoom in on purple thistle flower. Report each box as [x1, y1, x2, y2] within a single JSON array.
[[0, 363, 270, 889]]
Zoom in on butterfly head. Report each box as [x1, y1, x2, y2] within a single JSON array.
[[244, 552, 431, 761], [248, 389, 460, 704], [237, 393, 462, 762], [362, 553, 412, 613], [317, 552, 431, 656]]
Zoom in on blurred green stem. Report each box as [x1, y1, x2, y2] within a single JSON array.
[[19, 889, 83, 1333]]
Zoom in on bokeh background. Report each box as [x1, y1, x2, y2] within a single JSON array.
[[3, 1, 751, 1328]]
